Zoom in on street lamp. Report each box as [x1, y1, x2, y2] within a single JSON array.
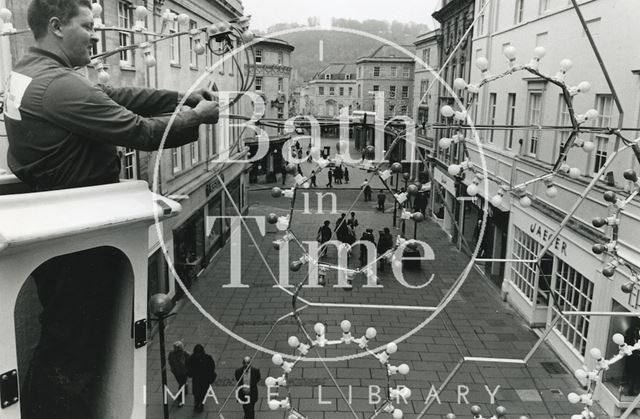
[[390, 163, 403, 227], [149, 293, 176, 419]]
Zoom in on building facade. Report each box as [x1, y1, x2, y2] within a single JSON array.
[[245, 36, 294, 182], [0, 0, 251, 305], [302, 63, 357, 117], [355, 45, 416, 119]]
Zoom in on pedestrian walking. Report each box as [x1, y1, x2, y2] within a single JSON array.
[[4, 2, 220, 416], [377, 228, 394, 272], [187, 344, 217, 412], [334, 165, 343, 184], [359, 228, 376, 267], [310, 170, 317, 187], [336, 213, 355, 245], [344, 167, 350, 183], [377, 190, 387, 212], [168, 341, 190, 407], [235, 356, 262, 419], [326, 169, 333, 188], [347, 212, 359, 236], [281, 164, 287, 185], [317, 220, 333, 257], [363, 183, 372, 202]]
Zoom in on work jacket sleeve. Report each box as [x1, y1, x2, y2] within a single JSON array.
[[98, 84, 180, 116], [43, 73, 201, 151]]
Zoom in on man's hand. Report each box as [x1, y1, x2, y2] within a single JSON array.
[[181, 88, 217, 107], [193, 99, 219, 124]]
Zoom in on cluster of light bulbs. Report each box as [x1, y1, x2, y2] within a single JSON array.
[[266, 321, 411, 419], [0, 8, 16, 34], [590, 169, 640, 290], [444, 405, 517, 419], [568, 333, 640, 419]]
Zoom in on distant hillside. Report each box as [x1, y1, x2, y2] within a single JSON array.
[[260, 19, 431, 85]]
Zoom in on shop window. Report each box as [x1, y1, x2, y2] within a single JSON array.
[[553, 258, 593, 356], [206, 195, 223, 255], [602, 303, 640, 398], [511, 226, 541, 302]]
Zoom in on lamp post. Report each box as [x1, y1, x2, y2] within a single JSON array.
[[412, 211, 425, 239], [149, 293, 176, 419], [390, 163, 403, 227]]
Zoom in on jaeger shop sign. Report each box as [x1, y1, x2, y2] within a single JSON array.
[[529, 222, 568, 256], [434, 167, 457, 196]]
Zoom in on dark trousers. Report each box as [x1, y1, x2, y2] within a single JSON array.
[[242, 401, 256, 419], [173, 373, 188, 394]]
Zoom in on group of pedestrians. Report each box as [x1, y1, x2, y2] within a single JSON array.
[[168, 342, 261, 418], [324, 165, 349, 187]]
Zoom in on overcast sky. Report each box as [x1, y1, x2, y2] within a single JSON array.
[[242, 0, 441, 31]]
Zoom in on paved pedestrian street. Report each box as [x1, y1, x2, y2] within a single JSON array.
[[146, 188, 608, 419]]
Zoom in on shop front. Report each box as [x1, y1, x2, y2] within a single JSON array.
[[431, 166, 457, 240]]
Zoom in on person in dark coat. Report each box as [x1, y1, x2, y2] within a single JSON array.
[[168, 341, 190, 407], [344, 167, 350, 183], [235, 356, 262, 419], [359, 229, 376, 267], [317, 220, 332, 256], [377, 228, 394, 272], [335, 213, 353, 244], [187, 344, 217, 412], [377, 190, 386, 212], [363, 183, 372, 202], [326, 169, 333, 188], [334, 165, 343, 184], [624, 321, 640, 396], [310, 170, 317, 187]]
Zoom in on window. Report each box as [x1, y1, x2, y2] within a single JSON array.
[[391, 67, 397, 77], [400, 105, 408, 114], [278, 51, 283, 65], [511, 226, 541, 302], [255, 49, 262, 63], [389, 86, 396, 99], [539, 0, 551, 14], [423, 48, 430, 66], [329, 87, 335, 96], [348, 87, 353, 96], [593, 94, 613, 173], [476, 13, 485, 36], [189, 21, 198, 68], [420, 80, 427, 99], [169, 12, 180, 65], [208, 125, 217, 157], [278, 77, 283, 91], [526, 92, 543, 155], [506, 93, 517, 149], [345, 74, 351, 80], [172, 147, 183, 173], [325, 74, 331, 80], [553, 259, 593, 356], [403, 67, 410, 78], [487, 93, 497, 143], [318, 86, 324, 95], [357, 85, 361, 98], [118, 2, 133, 66], [556, 95, 571, 149], [190, 140, 199, 164], [583, 18, 601, 37], [402, 86, 409, 99], [373, 85, 380, 92], [339, 87, 344, 96], [373, 67, 380, 77], [255, 76, 263, 91], [514, 0, 525, 24], [123, 148, 136, 179], [388, 104, 395, 113]]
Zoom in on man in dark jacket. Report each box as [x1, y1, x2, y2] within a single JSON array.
[[188, 344, 217, 412], [5, 1, 220, 417], [318, 220, 332, 257], [235, 356, 262, 419], [377, 190, 387, 212], [377, 228, 394, 272], [359, 228, 376, 267]]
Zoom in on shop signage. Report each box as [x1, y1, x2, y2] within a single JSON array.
[[434, 167, 456, 196], [206, 174, 224, 196], [529, 222, 568, 256]]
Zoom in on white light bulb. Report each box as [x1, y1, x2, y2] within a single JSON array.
[[398, 364, 410, 375], [177, 13, 190, 26], [272, 353, 284, 365], [208, 23, 219, 35], [454, 111, 467, 121], [386, 342, 398, 354], [265, 377, 277, 387], [314, 322, 325, 335], [613, 333, 625, 345], [365, 327, 377, 340], [519, 195, 532, 208], [0, 8, 12, 23], [559, 58, 573, 72], [467, 183, 478, 196], [590, 347, 602, 359], [268, 399, 281, 410], [503, 45, 517, 61], [288, 336, 300, 348], [466, 84, 480, 94], [241, 29, 255, 43], [567, 392, 581, 404], [448, 164, 462, 176], [134, 5, 148, 20], [582, 140, 595, 152], [400, 387, 412, 399], [585, 109, 599, 120], [574, 369, 587, 380], [453, 78, 467, 90], [533, 46, 546, 59], [392, 409, 403, 419], [91, 3, 103, 16], [144, 54, 157, 67], [569, 167, 581, 179], [194, 40, 206, 55], [438, 137, 452, 149], [577, 81, 591, 93], [491, 194, 503, 207], [217, 21, 231, 32], [340, 320, 351, 332], [476, 57, 489, 71], [98, 69, 110, 84], [440, 105, 455, 118]]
